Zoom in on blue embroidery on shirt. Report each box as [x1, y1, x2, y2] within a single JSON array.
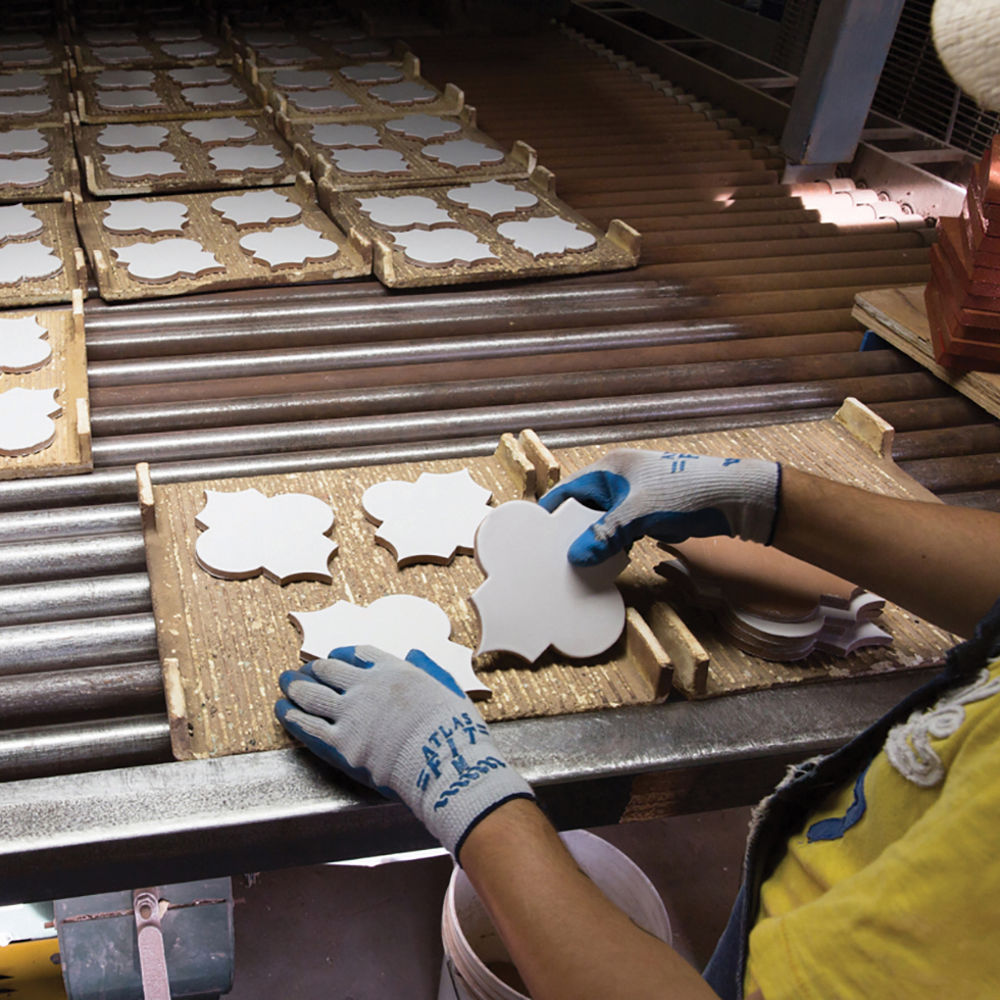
[[806, 766, 869, 842]]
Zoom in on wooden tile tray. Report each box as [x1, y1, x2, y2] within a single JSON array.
[[0, 71, 73, 128], [0, 196, 85, 308], [71, 34, 234, 71], [0, 40, 66, 73], [321, 170, 640, 288], [251, 54, 465, 124], [142, 409, 956, 761], [0, 289, 93, 480], [0, 119, 80, 204], [73, 66, 259, 124], [277, 105, 537, 193], [74, 113, 298, 196], [230, 28, 400, 69], [75, 174, 371, 302]]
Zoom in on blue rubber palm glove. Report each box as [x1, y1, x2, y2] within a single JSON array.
[[275, 644, 534, 859], [538, 449, 782, 566]]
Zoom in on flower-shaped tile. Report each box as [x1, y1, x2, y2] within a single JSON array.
[[288, 88, 360, 113], [0, 203, 42, 241], [290, 593, 488, 697], [332, 39, 392, 59], [311, 122, 381, 148], [261, 45, 320, 65], [0, 128, 48, 156], [0, 95, 52, 117], [97, 89, 165, 111], [168, 66, 231, 86], [0, 49, 52, 68], [496, 216, 596, 257], [95, 69, 155, 89], [330, 148, 409, 175], [0, 386, 60, 456], [446, 180, 538, 219], [391, 228, 498, 267], [91, 45, 154, 64], [181, 84, 248, 107], [195, 487, 337, 583], [111, 239, 223, 283], [97, 123, 169, 150], [0, 71, 47, 93], [272, 68, 334, 90], [338, 62, 404, 84], [0, 241, 61, 283], [0, 158, 50, 187], [355, 194, 453, 229], [362, 469, 493, 566], [211, 189, 301, 227], [208, 144, 284, 172], [369, 81, 436, 105], [102, 150, 184, 179], [103, 199, 188, 235], [162, 40, 219, 60], [471, 499, 628, 662], [385, 113, 460, 141], [422, 139, 504, 169], [238, 224, 340, 268], [0, 314, 51, 372], [181, 117, 255, 145]]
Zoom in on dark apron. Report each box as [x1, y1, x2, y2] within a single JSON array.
[[703, 597, 1000, 999]]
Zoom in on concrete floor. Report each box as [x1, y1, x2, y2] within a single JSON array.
[[225, 806, 751, 999]]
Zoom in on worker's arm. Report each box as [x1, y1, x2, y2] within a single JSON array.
[[540, 449, 1000, 638]]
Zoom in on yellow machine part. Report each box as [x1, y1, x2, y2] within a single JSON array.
[[0, 937, 66, 998]]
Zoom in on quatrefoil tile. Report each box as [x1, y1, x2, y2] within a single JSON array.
[[208, 145, 284, 172], [238, 224, 340, 268], [422, 139, 504, 169], [446, 180, 538, 219], [0, 159, 50, 188], [111, 239, 223, 283], [102, 151, 184, 180], [103, 199, 188, 236], [0, 203, 42, 241], [97, 124, 168, 150], [0, 128, 48, 155], [181, 117, 255, 145], [0, 314, 51, 372], [496, 216, 597, 257], [390, 228, 497, 267], [355, 194, 453, 229], [0, 241, 62, 284], [385, 114, 460, 141], [0, 386, 61, 456], [211, 190, 302, 227]]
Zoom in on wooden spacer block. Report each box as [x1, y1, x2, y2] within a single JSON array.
[[834, 397, 895, 459], [136, 461, 156, 530], [161, 657, 193, 760], [608, 218, 642, 258], [71, 287, 84, 339], [495, 432, 535, 497], [511, 140, 538, 173], [402, 50, 420, 76], [647, 600, 710, 697], [530, 163, 556, 194], [518, 428, 560, 497], [76, 398, 91, 464], [625, 608, 673, 702]]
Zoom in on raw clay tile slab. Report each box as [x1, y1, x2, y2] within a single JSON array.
[[0, 71, 48, 94], [332, 39, 393, 60], [0, 159, 51, 189], [0, 72, 69, 126], [211, 189, 301, 227], [368, 81, 437, 105], [181, 84, 248, 108], [101, 150, 184, 179], [0, 128, 48, 156], [391, 228, 497, 268], [149, 27, 206, 43], [90, 45, 155, 65], [422, 139, 505, 169], [385, 114, 461, 141], [355, 194, 453, 229], [0, 94, 53, 118], [311, 123, 381, 148], [163, 40, 220, 60], [290, 594, 488, 698], [287, 88, 361, 113], [252, 44, 326, 67], [329, 147, 409, 175], [272, 69, 335, 91], [471, 499, 628, 663], [96, 89, 166, 112], [0, 45, 61, 71], [0, 314, 51, 372], [361, 468, 493, 566], [0, 200, 79, 305], [78, 116, 296, 197], [195, 487, 337, 583], [111, 238, 223, 283], [102, 198, 188, 235], [238, 224, 340, 268], [496, 216, 597, 257], [338, 62, 404, 84], [0, 386, 60, 455], [95, 69, 156, 89], [0, 123, 74, 204], [446, 180, 538, 219], [0, 203, 43, 241], [167, 67, 232, 87], [96, 124, 168, 150], [73, 36, 233, 71], [76, 182, 369, 301], [0, 33, 46, 50], [0, 242, 60, 283]]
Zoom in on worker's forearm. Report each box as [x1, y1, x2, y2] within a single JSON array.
[[459, 799, 719, 1000], [773, 467, 1000, 638]]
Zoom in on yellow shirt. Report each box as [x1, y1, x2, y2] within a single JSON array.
[[745, 656, 1000, 999]]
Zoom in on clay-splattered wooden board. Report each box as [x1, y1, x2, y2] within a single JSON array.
[[0, 197, 85, 308], [73, 67, 258, 123], [323, 171, 640, 288], [75, 175, 370, 301], [144, 413, 955, 761], [75, 114, 297, 196], [278, 108, 535, 193], [0, 120, 79, 203], [0, 290, 92, 479], [72, 36, 234, 71]]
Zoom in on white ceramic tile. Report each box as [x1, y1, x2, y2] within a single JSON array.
[[238, 224, 340, 267], [94, 69, 155, 89], [211, 189, 301, 226], [330, 147, 409, 174], [0, 203, 42, 240], [0, 128, 48, 156], [0, 49, 51, 67], [97, 123, 169, 150], [0, 386, 60, 455], [390, 228, 498, 267], [0, 157, 50, 187], [208, 144, 284, 172], [101, 150, 184, 179], [355, 194, 453, 229], [102, 199, 188, 235], [85, 29, 139, 45], [91, 45, 154, 64], [311, 122, 381, 148], [0, 240, 61, 283], [162, 40, 219, 59], [0, 94, 52, 116], [0, 315, 51, 372], [0, 72, 47, 95], [369, 81, 436, 105], [332, 39, 392, 59], [149, 27, 204, 42], [446, 180, 538, 219], [338, 62, 403, 84], [180, 117, 255, 144], [111, 238, 223, 282], [273, 68, 334, 90], [167, 66, 231, 86], [421, 139, 504, 169], [181, 83, 247, 107], [384, 113, 460, 141], [262, 45, 319, 65], [495, 216, 596, 256], [288, 88, 360, 112], [97, 89, 165, 111]]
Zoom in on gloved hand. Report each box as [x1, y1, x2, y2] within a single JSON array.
[[538, 449, 782, 566], [275, 644, 534, 859]]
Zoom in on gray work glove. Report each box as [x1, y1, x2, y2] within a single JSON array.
[[539, 449, 782, 566], [276, 644, 534, 859]]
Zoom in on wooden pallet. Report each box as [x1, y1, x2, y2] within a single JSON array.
[[142, 406, 956, 761], [853, 285, 1000, 419], [0, 289, 93, 480]]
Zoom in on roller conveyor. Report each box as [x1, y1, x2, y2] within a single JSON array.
[[1, 23, 996, 903]]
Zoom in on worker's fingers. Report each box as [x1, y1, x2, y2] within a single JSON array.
[[304, 657, 374, 697], [279, 670, 345, 720], [538, 468, 631, 514], [405, 648, 466, 698]]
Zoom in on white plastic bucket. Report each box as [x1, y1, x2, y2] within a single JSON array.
[[438, 829, 672, 1000]]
